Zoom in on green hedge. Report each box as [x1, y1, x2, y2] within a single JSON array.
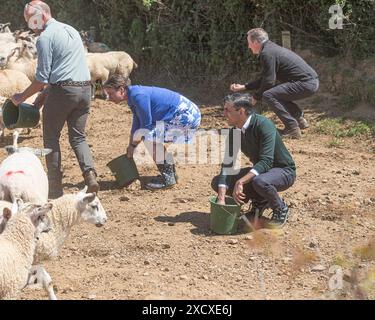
[[3, 0, 374, 99]]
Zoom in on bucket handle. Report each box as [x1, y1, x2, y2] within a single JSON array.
[[218, 203, 241, 218]]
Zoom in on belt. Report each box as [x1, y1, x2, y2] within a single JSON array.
[[52, 80, 91, 87]]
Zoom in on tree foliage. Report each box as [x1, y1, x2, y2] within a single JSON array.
[[2, 0, 374, 93]]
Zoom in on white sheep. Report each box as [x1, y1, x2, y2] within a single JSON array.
[[5, 44, 37, 81], [0, 146, 50, 204], [33, 186, 108, 263], [86, 51, 137, 98], [0, 201, 53, 300], [0, 23, 11, 33], [0, 69, 32, 97]]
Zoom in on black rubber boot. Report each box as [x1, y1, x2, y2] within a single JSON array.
[[146, 162, 177, 191]]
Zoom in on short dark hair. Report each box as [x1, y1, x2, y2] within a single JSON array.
[[103, 74, 131, 90], [224, 93, 253, 114]]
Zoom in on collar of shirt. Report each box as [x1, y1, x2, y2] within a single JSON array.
[[45, 18, 56, 26], [258, 39, 269, 56], [238, 114, 252, 134]]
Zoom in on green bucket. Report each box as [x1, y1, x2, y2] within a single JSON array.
[[2, 99, 40, 129], [106, 154, 140, 188], [209, 196, 241, 235]]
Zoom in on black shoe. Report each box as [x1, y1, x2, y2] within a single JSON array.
[[267, 203, 290, 228], [83, 169, 100, 194]]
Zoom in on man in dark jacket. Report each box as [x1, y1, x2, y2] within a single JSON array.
[[231, 28, 319, 139], [211, 93, 296, 228]]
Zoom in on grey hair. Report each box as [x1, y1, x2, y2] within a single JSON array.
[[224, 93, 253, 115], [247, 28, 269, 44], [103, 74, 132, 90]]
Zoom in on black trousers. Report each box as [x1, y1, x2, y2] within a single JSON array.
[[43, 85, 95, 180], [262, 79, 319, 130], [211, 167, 295, 210]]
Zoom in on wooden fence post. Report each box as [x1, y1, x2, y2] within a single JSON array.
[[281, 31, 291, 49]]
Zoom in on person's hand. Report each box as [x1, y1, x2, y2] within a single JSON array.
[[233, 180, 246, 205], [33, 92, 47, 109], [230, 83, 246, 92], [251, 97, 257, 106], [126, 144, 136, 158], [10, 93, 25, 106]]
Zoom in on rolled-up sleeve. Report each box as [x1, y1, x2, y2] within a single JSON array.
[[35, 37, 53, 83]]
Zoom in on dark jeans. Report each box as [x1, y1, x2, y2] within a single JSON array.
[[43, 85, 95, 181], [262, 79, 319, 130], [211, 167, 295, 210]]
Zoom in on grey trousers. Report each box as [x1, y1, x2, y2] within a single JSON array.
[[43, 85, 95, 180], [262, 79, 319, 130], [211, 167, 295, 210]]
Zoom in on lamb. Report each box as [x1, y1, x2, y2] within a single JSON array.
[[0, 69, 32, 97], [0, 42, 18, 67], [0, 146, 50, 204], [86, 51, 137, 98], [5, 42, 38, 81], [0, 201, 53, 300], [0, 23, 11, 33], [33, 186, 108, 263]]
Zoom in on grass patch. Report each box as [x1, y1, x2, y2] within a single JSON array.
[[331, 254, 352, 269], [315, 118, 375, 138], [327, 138, 344, 148]]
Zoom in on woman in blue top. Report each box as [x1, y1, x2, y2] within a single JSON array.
[[104, 74, 201, 190]]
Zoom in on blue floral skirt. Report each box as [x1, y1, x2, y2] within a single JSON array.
[[145, 95, 201, 144]]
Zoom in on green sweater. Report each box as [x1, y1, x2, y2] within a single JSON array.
[[218, 113, 296, 186]]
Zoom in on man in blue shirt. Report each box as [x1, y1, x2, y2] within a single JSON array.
[[104, 74, 201, 190], [11, 1, 99, 198]]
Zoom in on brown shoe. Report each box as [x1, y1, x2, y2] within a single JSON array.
[[297, 116, 309, 129], [83, 169, 100, 193], [281, 127, 302, 139]]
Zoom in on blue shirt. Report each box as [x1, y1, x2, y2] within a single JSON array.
[[35, 18, 90, 84], [127, 86, 181, 135]]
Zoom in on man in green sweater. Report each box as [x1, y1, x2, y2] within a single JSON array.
[[211, 93, 296, 228]]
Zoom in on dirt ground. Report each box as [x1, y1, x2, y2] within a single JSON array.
[[3, 93, 373, 300]]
